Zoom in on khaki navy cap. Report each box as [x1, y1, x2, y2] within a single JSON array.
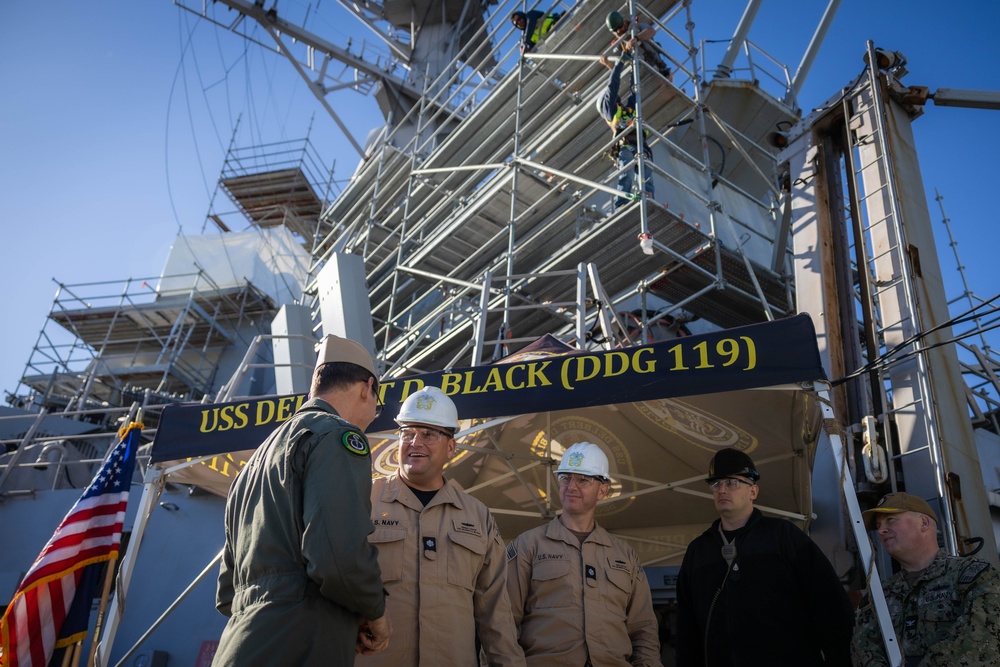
[[862, 492, 938, 530], [315, 335, 376, 377]]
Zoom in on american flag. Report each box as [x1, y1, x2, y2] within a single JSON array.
[[0, 423, 140, 667]]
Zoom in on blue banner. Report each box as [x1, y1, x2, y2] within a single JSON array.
[[151, 314, 825, 463]]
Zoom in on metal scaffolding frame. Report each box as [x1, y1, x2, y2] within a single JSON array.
[[14, 273, 279, 421], [0, 0, 815, 487], [206, 124, 337, 254], [265, 0, 802, 377], [0, 0, 819, 480]]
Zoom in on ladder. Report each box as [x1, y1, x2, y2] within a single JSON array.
[[841, 43, 957, 553]]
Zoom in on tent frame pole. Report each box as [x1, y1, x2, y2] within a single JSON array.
[[111, 550, 225, 667]]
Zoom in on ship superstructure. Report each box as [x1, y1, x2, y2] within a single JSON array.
[[3, 0, 1000, 665]]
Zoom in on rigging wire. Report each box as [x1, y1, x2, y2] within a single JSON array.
[[833, 293, 1000, 386], [849, 317, 1000, 382], [165, 8, 244, 295], [861, 292, 1000, 374], [165, 9, 209, 234], [165, 12, 330, 304]]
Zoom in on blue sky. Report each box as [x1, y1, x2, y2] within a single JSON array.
[[1, 0, 998, 400]]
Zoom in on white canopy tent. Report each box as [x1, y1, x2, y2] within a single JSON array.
[[98, 315, 903, 666]]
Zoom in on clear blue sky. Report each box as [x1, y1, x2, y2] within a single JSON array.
[[1, 0, 998, 400]]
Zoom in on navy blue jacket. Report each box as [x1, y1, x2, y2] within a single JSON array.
[[676, 509, 853, 666]]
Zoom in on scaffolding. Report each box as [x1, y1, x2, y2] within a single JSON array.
[[208, 129, 336, 253], [5, 4, 1000, 663], [247, 0, 798, 377], [15, 272, 280, 421]]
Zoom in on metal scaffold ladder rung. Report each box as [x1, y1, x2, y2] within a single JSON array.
[[857, 181, 890, 203], [884, 394, 925, 414], [862, 212, 894, 234], [867, 243, 902, 264]]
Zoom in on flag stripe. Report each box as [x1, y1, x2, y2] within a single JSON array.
[[33, 529, 124, 577], [0, 424, 139, 667], [36, 585, 54, 660], [20, 501, 127, 582]]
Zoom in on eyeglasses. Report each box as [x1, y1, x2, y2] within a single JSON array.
[[370, 376, 384, 417], [398, 426, 452, 443], [557, 473, 604, 488], [708, 477, 754, 491]]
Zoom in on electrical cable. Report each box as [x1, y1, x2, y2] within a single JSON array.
[[833, 293, 1000, 386]]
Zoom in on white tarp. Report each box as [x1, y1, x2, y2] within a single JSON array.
[[157, 228, 311, 307]]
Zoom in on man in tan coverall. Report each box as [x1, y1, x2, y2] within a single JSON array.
[[507, 442, 661, 667], [357, 386, 525, 667], [215, 335, 391, 666]]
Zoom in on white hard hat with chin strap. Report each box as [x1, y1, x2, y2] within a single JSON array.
[[395, 386, 459, 433]]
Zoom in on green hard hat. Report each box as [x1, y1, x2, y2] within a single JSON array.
[[606, 11, 625, 32]]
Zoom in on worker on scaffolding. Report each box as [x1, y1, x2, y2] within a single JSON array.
[[603, 11, 672, 82], [511, 9, 562, 52], [597, 54, 653, 212]]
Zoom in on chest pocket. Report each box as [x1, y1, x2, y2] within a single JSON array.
[[530, 558, 574, 609], [447, 531, 488, 591], [910, 588, 962, 646], [603, 558, 632, 619], [369, 527, 407, 582]]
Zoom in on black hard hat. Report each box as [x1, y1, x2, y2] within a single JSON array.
[[707, 448, 760, 483], [511, 11, 526, 24], [606, 10, 625, 32]]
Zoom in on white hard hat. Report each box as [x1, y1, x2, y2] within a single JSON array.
[[555, 442, 611, 481], [395, 386, 459, 432]]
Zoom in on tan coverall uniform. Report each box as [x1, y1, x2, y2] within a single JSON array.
[[507, 518, 661, 667], [357, 474, 525, 667], [214, 398, 385, 666]]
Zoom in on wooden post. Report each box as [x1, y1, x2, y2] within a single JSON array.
[[70, 642, 83, 667], [85, 558, 118, 667], [60, 642, 79, 667]]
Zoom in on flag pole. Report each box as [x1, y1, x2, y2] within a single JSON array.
[[70, 641, 83, 667], [60, 641, 80, 667], [88, 412, 142, 667], [85, 536, 119, 667]]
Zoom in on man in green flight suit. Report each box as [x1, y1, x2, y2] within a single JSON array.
[[852, 492, 1000, 666], [214, 334, 391, 665]]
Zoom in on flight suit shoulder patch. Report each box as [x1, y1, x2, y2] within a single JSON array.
[[341, 430, 370, 456]]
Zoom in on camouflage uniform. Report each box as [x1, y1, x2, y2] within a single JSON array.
[[851, 550, 1000, 667]]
